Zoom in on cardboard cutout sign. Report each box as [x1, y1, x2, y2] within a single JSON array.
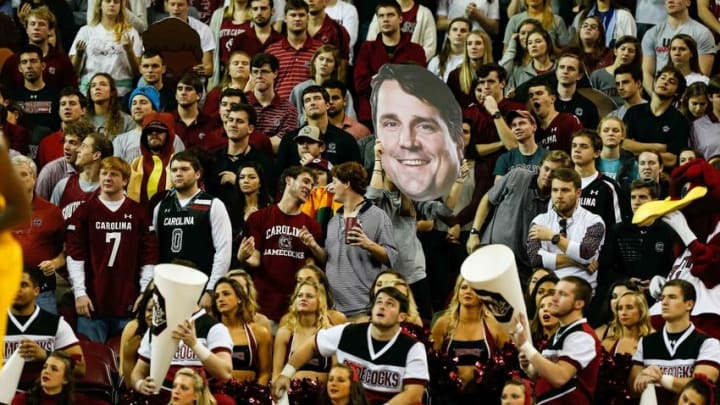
[[371, 64, 464, 201]]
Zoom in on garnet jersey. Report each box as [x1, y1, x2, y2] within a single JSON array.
[[245, 204, 322, 321], [55, 175, 99, 220], [66, 196, 158, 317], [535, 112, 583, 153]]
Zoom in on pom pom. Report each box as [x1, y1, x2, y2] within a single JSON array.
[[472, 342, 522, 398], [427, 349, 463, 397], [220, 379, 273, 405], [400, 322, 431, 346], [595, 350, 635, 405], [288, 377, 324, 405]]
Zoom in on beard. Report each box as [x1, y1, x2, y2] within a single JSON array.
[[148, 143, 165, 153], [327, 108, 342, 118], [254, 17, 270, 27]]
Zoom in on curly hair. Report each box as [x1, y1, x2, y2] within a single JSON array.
[[283, 280, 331, 332]]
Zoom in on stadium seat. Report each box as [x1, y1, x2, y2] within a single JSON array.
[[75, 340, 118, 404]]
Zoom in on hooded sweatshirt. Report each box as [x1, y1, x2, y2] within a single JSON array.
[[128, 112, 177, 205]]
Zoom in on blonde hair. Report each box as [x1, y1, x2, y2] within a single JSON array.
[[609, 291, 653, 339], [444, 275, 486, 340], [174, 368, 217, 405], [527, 0, 556, 32], [459, 31, 494, 95], [283, 280, 331, 332], [597, 116, 627, 138], [223, 0, 250, 21], [91, 0, 132, 42]]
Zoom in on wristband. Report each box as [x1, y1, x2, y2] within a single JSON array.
[[660, 375, 674, 390], [520, 340, 539, 360], [135, 378, 144, 392], [280, 364, 297, 378], [192, 342, 212, 361]]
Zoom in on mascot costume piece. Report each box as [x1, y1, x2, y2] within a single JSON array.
[[0, 195, 24, 367], [633, 159, 720, 338]]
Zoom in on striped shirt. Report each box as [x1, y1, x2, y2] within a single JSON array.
[[246, 92, 299, 139], [324, 201, 399, 316], [35, 157, 77, 200], [265, 36, 322, 100]]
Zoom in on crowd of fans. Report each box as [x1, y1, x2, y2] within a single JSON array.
[[3, 0, 720, 403]]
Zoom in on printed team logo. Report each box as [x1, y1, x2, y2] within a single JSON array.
[[279, 235, 292, 250], [655, 242, 665, 253], [575, 107, 583, 116], [473, 288, 514, 323], [151, 289, 168, 336], [49, 67, 56, 75], [33, 217, 43, 227], [327, 143, 337, 154], [662, 125, 670, 133]]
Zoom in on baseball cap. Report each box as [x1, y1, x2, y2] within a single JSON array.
[[306, 158, 333, 172], [128, 86, 161, 111], [295, 125, 323, 144], [505, 110, 536, 125], [141, 112, 175, 136]]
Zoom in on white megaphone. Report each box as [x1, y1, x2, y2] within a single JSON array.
[[460, 244, 531, 340], [639, 384, 658, 405], [149, 264, 208, 392], [0, 350, 26, 403]]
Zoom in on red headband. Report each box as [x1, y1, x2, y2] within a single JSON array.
[[693, 373, 716, 405], [509, 371, 534, 405]]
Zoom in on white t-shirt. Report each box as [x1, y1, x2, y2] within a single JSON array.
[[187, 16, 217, 52], [326, 0, 359, 49], [69, 24, 143, 96], [436, 0, 499, 32], [427, 53, 464, 82]]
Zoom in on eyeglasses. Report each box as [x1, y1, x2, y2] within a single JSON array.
[[251, 68, 273, 76], [559, 218, 567, 237], [581, 24, 600, 30]]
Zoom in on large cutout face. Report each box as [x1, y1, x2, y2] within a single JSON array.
[[372, 64, 463, 201]]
